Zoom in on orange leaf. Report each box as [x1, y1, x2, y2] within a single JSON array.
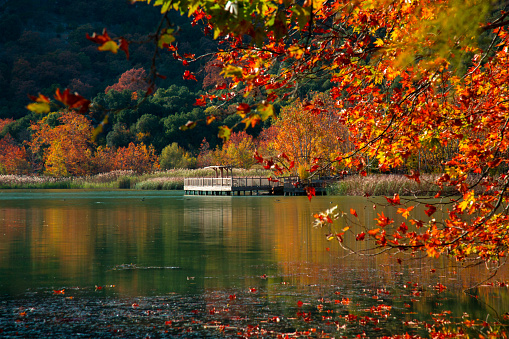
[[397, 206, 414, 219], [385, 193, 400, 205], [368, 228, 380, 236], [350, 208, 358, 217]]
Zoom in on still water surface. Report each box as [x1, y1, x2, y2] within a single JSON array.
[[0, 190, 508, 337]]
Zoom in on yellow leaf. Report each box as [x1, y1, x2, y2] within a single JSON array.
[[98, 40, 119, 54], [288, 45, 304, 59], [26, 102, 51, 114], [458, 191, 474, 212], [374, 38, 384, 47], [397, 206, 414, 219], [206, 115, 216, 125], [221, 65, 244, 79]]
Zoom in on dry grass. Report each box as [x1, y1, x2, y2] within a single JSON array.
[[326, 173, 460, 196]]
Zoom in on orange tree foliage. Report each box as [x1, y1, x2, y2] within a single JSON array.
[[112, 142, 159, 173], [0, 134, 30, 174], [27, 1, 509, 265], [29, 112, 94, 176], [265, 95, 351, 177]]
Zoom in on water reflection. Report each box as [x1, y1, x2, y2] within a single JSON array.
[[0, 190, 508, 320]]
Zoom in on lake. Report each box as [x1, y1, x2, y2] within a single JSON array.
[[0, 190, 508, 337]]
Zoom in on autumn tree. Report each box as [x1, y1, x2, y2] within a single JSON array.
[[105, 68, 149, 94], [29, 112, 94, 176], [113, 142, 159, 173], [160, 142, 196, 169], [0, 134, 30, 174], [266, 94, 351, 177], [202, 58, 228, 89], [196, 138, 213, 168], [211, 131, 256, 169]]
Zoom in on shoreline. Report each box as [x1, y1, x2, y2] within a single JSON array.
[[0, 171, 453, 196]]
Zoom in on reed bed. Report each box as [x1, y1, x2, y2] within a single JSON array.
[[326, 173, 466, 196], [0, 175, 72, 189], [0, 168, 272, 190]]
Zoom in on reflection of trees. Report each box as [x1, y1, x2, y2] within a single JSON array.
[[0, 193, 508, 317]]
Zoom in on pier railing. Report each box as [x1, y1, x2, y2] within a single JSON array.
[[184, 176, 282, 193]]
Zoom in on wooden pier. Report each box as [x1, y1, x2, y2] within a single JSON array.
[[184, 166, 329, 196], [184, 176, 282, 195]]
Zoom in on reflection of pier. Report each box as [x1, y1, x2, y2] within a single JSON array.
[[184, 166, 328, 196]]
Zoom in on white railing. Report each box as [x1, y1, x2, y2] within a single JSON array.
[[184, 177, 232, 188], [184, 176, 283, 191]]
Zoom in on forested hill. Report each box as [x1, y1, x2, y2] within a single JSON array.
[[0, 0, 211, 117], [0, 0, 241, 152]]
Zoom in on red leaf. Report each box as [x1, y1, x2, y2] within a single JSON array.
[[385, 193, 400, 205], [424, 204, 437, 217], [86, 28, 111, 45], [356, 232, 366, 241], [119, 38, 129, 59], [194, 95, 207, 106], [253, 151, 264, 163], [397, 222, 408, 234], [305, 187, 316, 201], [54, 88, 90, 113], [404, 170, 420, 183], [183, 70, 197, 81], [350, 208, 358, 217], [237, 103, 251, 116]]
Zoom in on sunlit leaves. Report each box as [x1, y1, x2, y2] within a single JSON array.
[[183, 70, 197, 81], [86, 29, 129, 59], [397, 206, 414, 219], [26, 93, 51, 114], [158, 29, 175, 48], [218, 125, 232, 141], [257, 102, 274, 121], [27, 89, 90, 114]]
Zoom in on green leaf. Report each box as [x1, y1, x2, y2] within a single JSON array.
[[158, 29, 175, 48], [218, 125, 232, 141], [257, 102, 274, 121]]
